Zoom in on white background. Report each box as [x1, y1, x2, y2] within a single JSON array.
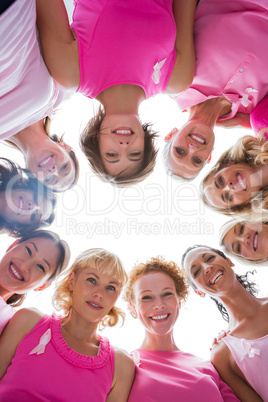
[[1, 0, 267, 361]]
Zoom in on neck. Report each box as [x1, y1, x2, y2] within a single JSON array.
[[61, 310, 99, 344], [189, 97, 232, 127], [9, 120, 46, 154], [96, 85, 146, 115], [258, 164, 268, 188], [140, 330, 179, 352], [0, 286, 14, 302], [220, 282, 262, 330]]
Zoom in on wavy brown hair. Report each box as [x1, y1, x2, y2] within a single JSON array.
[[80, 107, 158, 187], [201, 134, 268, 215]]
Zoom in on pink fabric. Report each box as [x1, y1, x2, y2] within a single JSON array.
[[222, 333, 268, 401], [250, 96, 268, 136], [0, 0, 68, 139], [128, 349, 239, 402], [174, 0, 268, 120], [0, 313, 114, 401], [0, 296, 15, 335], [71, 0, 176, 99]]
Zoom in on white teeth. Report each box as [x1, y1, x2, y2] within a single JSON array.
[[151, 314, 168, 320], [237, 174, 246, 190], [40, 156, 52, 167], [17, 197, 23, 215], [210, 271, 223, 285], [192, 134, 205, 144], [253, 233, 258, 250], [114, 130, 132, 135], [10, 263, 23, 280], [90, 302, 100, 308]]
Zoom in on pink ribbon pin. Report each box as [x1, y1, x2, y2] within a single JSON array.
[[152, 58, 167, 84], [241, 87, 258, 107], [240, 338, 260, 358], [29, 329, 51, 355], [132, 350, 141, 366]]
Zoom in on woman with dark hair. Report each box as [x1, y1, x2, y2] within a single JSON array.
[[36, 0, 198, 186], [182, 245, 268, 401], [164, 0, 268, 181], [0, 229, 70, 335], [0, 0, 79, 191], [201, 133, 268, 216], [0, 158, 56, 236]]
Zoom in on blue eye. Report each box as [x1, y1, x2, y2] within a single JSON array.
[[163, 292, 173, 297], [141, 295, 152, 300], [106, 285, 116, 291], [193, 157, 202, 164], [175, 147, 185, 156], [61, 163, 69, 171], [87, 277, 96, 284]]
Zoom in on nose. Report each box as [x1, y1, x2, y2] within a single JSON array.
[[153, 296, 165, 310], [20, 260, 32, 274], [204, 266, 212, 275], [47, 164, 57, 173], [118, 139, 130, 147], [93, 287, 104, 300], [241, 233, 250, 246], [227, 179, 236, 191]]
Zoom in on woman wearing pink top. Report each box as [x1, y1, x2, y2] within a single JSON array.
[[182, 245, 268, 401], [0, 0, 79, 192], [0, 230, 70, 335], [164, 0, 268, 181], [124, 256, 239, 401], [36, 0, 198, 186], [0, 248, 134, 401]]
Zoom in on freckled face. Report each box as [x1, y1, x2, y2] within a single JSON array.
[[183, 247, 235, 297], [0, 238, 59, 295], [99, 114, 145, 178], [223, 221, 268, 261], [68, 268, 121, 324], [204, 163, 260, 209], [132, 272, 181, 336], [167, 121, 214, 179]]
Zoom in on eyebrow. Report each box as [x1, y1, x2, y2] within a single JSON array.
[[30, 242, 51, 268]]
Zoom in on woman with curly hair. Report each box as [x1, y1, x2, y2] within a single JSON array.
[[36, 0, 198, 186], [182, 245, 268, 401], [0, 229, 70, 335], [0, 158, 57, 236], [0, 0, 79, 191], [124, 256, 238, 401], [201, 133, 268, 215], [0, 248, 134, 401], [219, 214, 268, 265]]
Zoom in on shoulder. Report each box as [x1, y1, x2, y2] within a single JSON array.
[[113, 346, 135, 372], [8, 308, 44, 337], [211, 340, 233, 373]]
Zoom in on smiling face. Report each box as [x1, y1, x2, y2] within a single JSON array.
[[68, 267, 121, 324], [204, 163, 260, 209], [27, 142, 76, 191], [98, 114, 145, 178], [223, 221, 268, 262], [2, 189, 53, 226], [131, 272, 181, 337], [0, 237, 60, 297], [183, 247, 235, 297], [167, 121, 215, 179]]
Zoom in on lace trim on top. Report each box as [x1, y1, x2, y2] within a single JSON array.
[[50, 313, 111, 369]]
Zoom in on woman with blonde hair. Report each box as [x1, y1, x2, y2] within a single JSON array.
[[124, 256, 238, 401], [201, 133, 268, 215], [0, 248, 134, 401], [219, 214, 268, 265]]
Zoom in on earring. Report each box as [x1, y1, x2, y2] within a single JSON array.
[[164, 128, 179, 142], [6, 239, 19, 252], [207, 155, 212, 164]]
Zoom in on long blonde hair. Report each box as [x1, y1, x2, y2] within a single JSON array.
[[53, 248, 128, 329], [201, 134, 268, 215]]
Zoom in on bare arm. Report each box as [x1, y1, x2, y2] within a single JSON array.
[[216, 113, 251, 129], [211, 342, 263, 402], [36, 0, 80, 89], [0, 309, 43, 379], [106, 348, 135, 402], [166, 0, 198, 94]]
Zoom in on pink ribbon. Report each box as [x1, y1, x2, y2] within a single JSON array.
[[152, 58, 167, 84], [240, 338, 260, 358], [29, 329, 51, 355], [241, 87, 258, 107], [132, 350, 141, 366]]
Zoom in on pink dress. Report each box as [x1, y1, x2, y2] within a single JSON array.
[[128, 349, 239, 402], [0, 313, 114, 401], [0, 0, 68, 139], [174, 0, 268, 121], [0, 296, 15, 335], [222, 333, 268, 401], [71, 0, 176, 99]]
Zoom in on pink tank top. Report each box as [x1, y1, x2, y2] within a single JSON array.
[[0, 314, 114, 401], [71, 0, 176, 99], [222, 333, 268, 401], [250, 96, 268, 136]]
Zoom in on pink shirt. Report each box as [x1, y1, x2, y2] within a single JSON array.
[[0, 296, 15, 335], [0, 0, 68, 139], [222, 333, 268, 401], [0, 314, 114, 401], [250, 95, 268, 135], [174, 0, 268, 120], [128, 349, 239, 402], [71, 0, 176, 99]]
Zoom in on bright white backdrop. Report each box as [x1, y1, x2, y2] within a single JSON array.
[[0, 0, 267, 360]]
